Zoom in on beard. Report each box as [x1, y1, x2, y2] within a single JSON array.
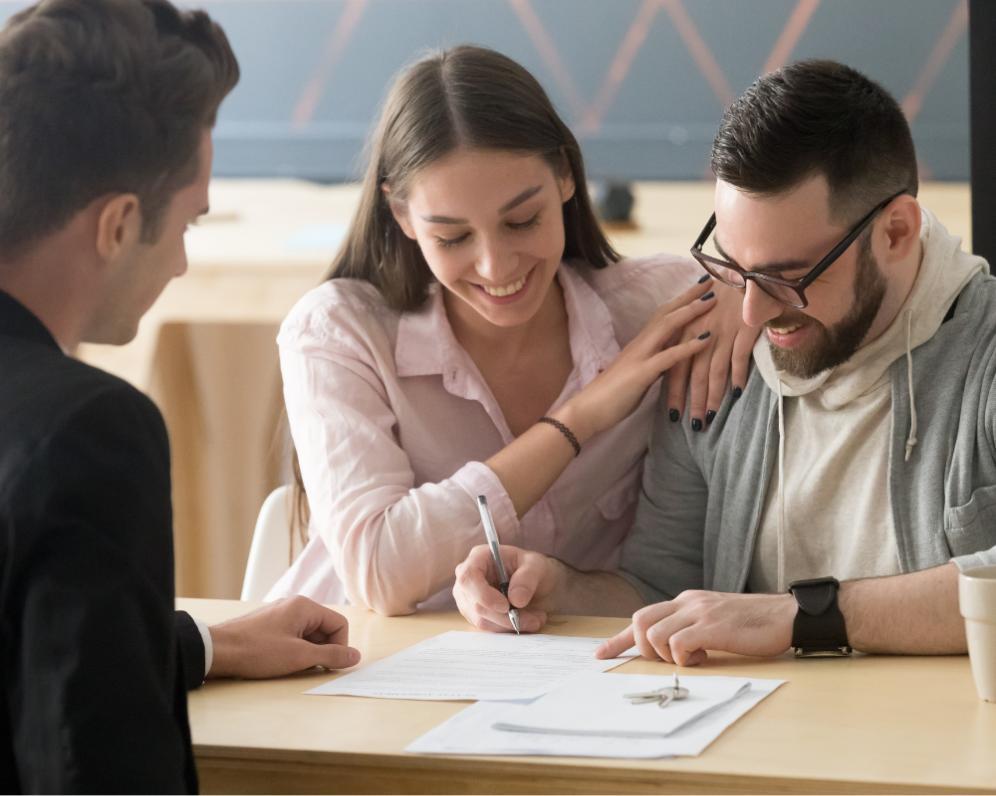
[[768, 238, 886, 378]]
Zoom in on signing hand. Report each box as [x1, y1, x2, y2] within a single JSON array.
[[595, 590, 796, 666], [453, 543, 561, 633], [208, 596, 361, 679]]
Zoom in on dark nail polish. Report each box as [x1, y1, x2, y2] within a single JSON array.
[[732, 386, 743, 400], [697, 273, 712, 284], [669, 408, 680, 422], [691, 418, 703, 432], [700, 291, 715, 302], [705, 410, 716, 425], [697, 331, 711, 341]]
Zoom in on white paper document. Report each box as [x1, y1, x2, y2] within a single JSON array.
[[406, 676, 785, 759], [307, 631, 633, 701], [495, 673, 752, 737]]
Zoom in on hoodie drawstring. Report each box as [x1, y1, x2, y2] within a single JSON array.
[[904, 308, 918, 462]]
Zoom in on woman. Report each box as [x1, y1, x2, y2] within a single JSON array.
[[268, 46, 751, 614]]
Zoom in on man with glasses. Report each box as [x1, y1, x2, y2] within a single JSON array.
[[453, 59, 996, 664]]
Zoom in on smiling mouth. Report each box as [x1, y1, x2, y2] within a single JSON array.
[[478, 272, 529, 298], [767, 323, 804, 335]]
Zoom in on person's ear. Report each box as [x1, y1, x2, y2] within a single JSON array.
[[382, 183, 416, 240], [555, 153, 577, 204], [552, 149, 576, 205], [95, 194, 141, 263], [557, 169, 576, 205], [879, 194, 921, 264]]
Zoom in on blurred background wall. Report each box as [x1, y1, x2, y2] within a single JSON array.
[[0, 0, 969, 182]]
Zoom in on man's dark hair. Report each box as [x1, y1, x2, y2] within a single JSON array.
[[0, 0, 239, 255], [711, 59, 917, 222]]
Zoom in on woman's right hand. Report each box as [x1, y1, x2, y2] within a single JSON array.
[[558, 278, 717, 442]]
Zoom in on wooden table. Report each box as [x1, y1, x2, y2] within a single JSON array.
[[182, 598, 996, 794]]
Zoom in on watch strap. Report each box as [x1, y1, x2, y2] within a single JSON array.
[[789, 577, 851, 657]]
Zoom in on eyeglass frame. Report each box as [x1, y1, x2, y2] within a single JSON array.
[[689, 189, 909, 309]]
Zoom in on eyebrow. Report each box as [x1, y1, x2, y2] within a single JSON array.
[[713, 235, 811, 275], [419, 185, 543, 224]]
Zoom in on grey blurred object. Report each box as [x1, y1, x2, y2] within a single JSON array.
[[592, 180, 635, 225]]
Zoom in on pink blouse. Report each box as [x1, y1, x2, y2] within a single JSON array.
[[267, 254, 699, 613]]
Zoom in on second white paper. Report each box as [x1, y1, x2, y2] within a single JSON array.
[[307, 631, 633, 701], [406, 677, 786, 758], [494, 673, 752, 737]]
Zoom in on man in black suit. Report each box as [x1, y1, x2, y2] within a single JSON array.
[[0, 2, 360, 792]]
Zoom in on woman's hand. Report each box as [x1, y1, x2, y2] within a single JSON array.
[[665, 279, 757, 430], [557, 278, 717, 442]]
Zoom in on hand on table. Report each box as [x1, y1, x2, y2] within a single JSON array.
[[596, 590, 796, 666], [208, 596, 361, 679], [453, 543, 560, 633]]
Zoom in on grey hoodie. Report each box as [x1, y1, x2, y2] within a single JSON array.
[[620, 210, 996, 601]]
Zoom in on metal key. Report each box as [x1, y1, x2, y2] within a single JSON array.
[[623, 673, 689, 708]]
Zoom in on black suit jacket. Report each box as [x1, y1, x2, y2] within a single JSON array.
[[0, 291, 202, 793]]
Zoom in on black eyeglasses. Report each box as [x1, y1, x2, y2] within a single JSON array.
[[689, 190, 907, 309]]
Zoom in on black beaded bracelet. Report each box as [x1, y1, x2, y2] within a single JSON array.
[[538, 416, 581, 457]]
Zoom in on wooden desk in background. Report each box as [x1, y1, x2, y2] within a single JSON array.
[[182, 598, 996, 795], [85, 181, 970, 600]]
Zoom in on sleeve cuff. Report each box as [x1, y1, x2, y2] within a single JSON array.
[[616, 567, 669, 606], [193, 616, 214, 678], [451, 461, 520, 544], [952, 548, 996, 572]]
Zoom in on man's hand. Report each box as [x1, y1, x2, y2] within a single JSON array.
[[453, 544, 562, 632], [596, 590, 796, 665], [208, 596, 361, 679]]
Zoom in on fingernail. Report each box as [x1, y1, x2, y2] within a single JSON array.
[[700, 291, 715, 302], [668, 408, 680, 422], [705, 410, 716, 425], [732, 386, 743, 400], [347, 648, 361, 666], [697, 331, 711, 341], [697, 273, 711, 284], [691, 418, 703, 432]]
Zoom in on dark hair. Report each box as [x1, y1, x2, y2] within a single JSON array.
[[711, 59, 917, 222], [0, 0, 239, 255], [329, 44, 618, 311]]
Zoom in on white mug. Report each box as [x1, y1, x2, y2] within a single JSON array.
[[959, 565, 996, 703]]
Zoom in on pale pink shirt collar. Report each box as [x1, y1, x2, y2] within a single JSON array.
[[395, 263, 620, 390]]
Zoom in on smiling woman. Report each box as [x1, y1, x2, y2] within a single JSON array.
[[267, 45, 754, 617]]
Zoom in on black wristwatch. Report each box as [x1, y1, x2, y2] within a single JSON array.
[[788, 577, 852, 657]]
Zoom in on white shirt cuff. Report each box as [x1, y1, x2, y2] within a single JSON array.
[[192, 616, 214, 678]]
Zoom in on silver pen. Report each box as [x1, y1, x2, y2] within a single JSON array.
[[476, 495, 521, 634]]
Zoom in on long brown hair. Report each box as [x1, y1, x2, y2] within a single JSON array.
[[291, 45, 618, 538]]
